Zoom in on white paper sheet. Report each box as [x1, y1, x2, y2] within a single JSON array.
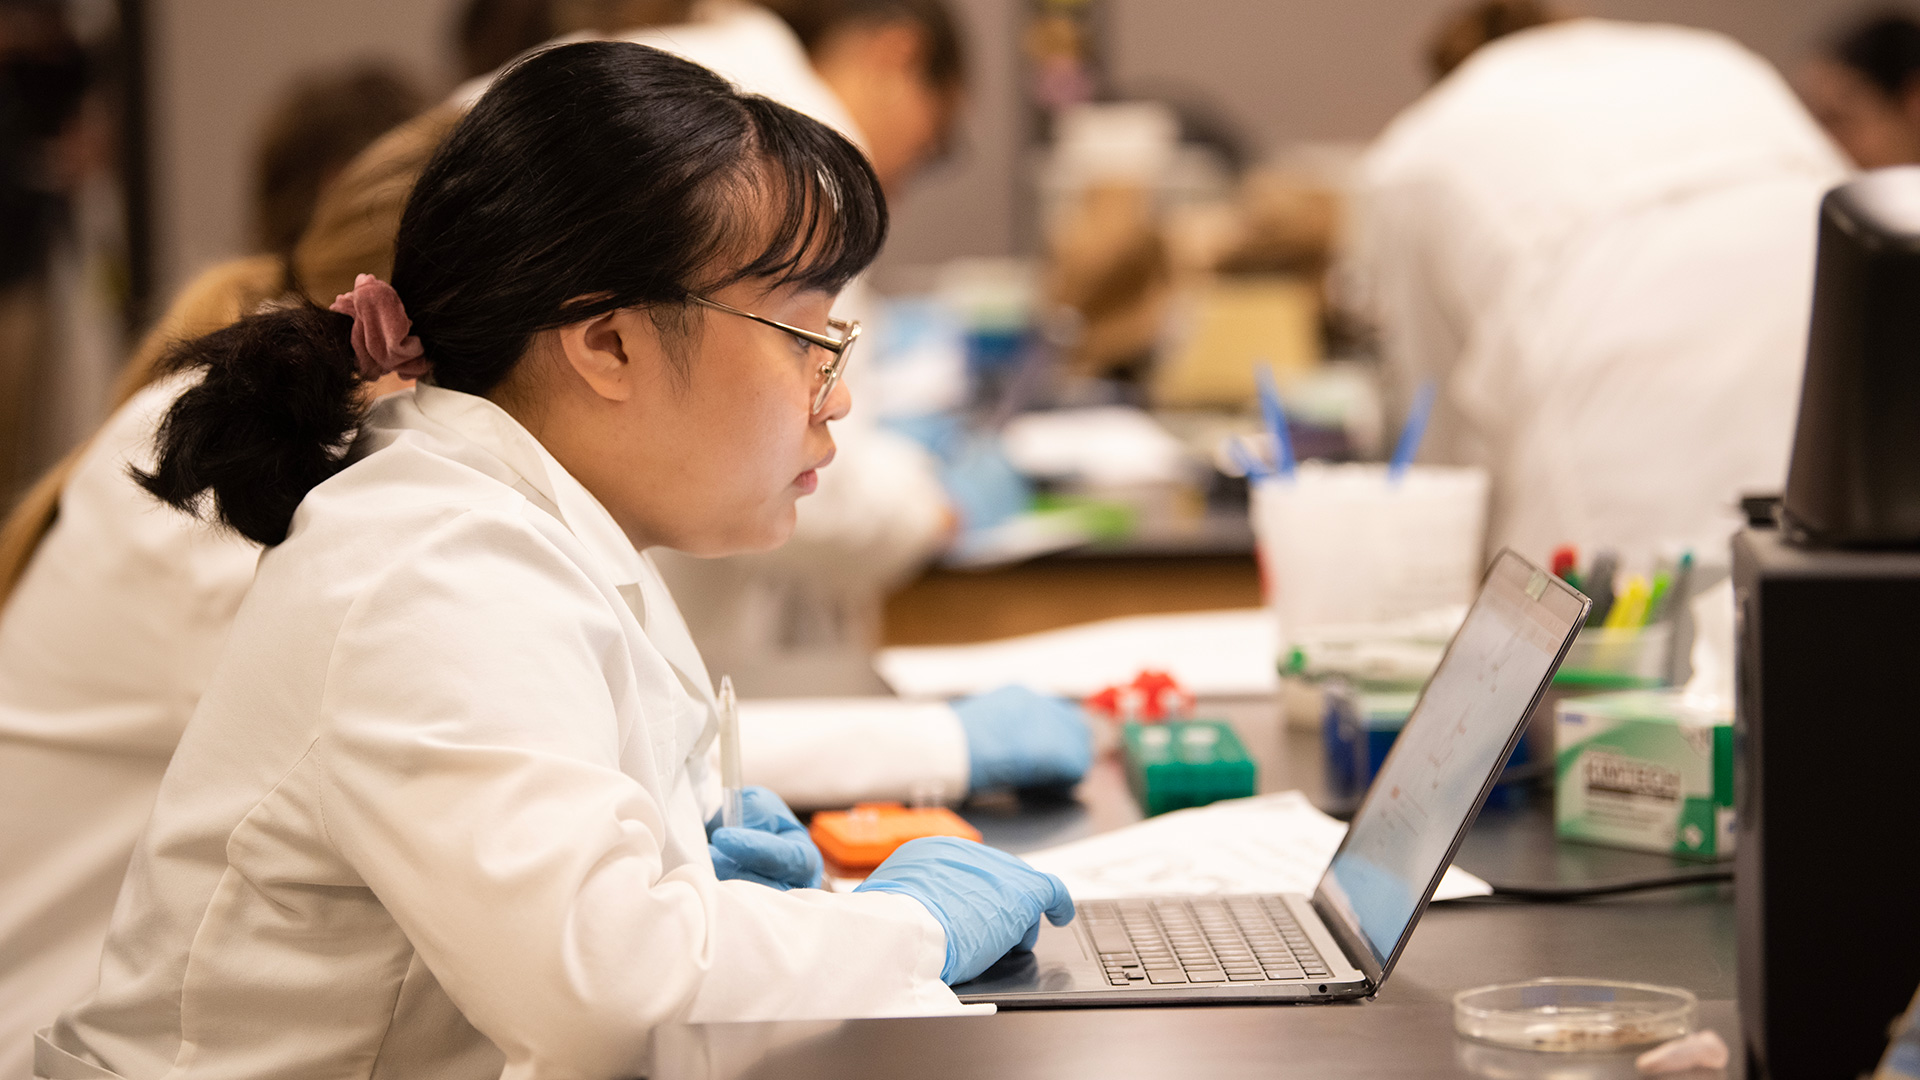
[[1020, 791, 1491, 901], [875, 608, 1278, 699], [1000, 406, 1193, 487]]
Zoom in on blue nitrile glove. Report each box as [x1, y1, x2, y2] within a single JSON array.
[[884, 415, 1032, 533], [939, 436, 1032, 532], [853, 835, 1075, 984], [706, 786, 824, 890], [953, 685, 1093, 793]]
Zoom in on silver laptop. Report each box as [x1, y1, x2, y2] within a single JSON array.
[[954, 549, 1589, 1006]]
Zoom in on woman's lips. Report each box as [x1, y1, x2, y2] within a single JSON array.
[[794, 448, 834, 494]]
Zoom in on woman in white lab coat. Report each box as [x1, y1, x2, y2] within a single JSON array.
[[1347, 19, 1850, 566], [35, 42, 1070, 1078], [3, 93, 1087, 1074]]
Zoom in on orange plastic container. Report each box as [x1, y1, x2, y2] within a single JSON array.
[[809, 802, 982, 875]]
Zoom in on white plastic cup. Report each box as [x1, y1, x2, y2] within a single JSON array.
[[1250, 463, 1489, 650]]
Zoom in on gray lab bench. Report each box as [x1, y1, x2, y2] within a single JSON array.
[[652, 699, 1738, 1079]]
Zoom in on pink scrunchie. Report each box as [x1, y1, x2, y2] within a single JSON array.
[[330, 273, 429, 381]]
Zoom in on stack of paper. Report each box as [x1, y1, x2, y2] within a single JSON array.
[[1019, 791, 1491, 901], [876, 608, 1277, 699]]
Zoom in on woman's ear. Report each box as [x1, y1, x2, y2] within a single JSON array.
[[555, 308, 663, 403]]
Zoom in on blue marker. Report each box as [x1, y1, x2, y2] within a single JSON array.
[[1255, 363, 1296, 479], [1388, 380, 1437, 483]]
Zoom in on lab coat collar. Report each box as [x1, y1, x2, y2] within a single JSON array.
[[403, 385, 716, 709], [410, 385, 644, 586]]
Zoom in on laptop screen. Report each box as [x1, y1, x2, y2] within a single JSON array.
[[1315, 550, 1587, 975]]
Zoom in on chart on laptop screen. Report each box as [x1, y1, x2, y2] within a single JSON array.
[[1325, 557, 1576, 964]]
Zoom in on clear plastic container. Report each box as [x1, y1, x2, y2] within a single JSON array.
[[1555, 624, 1674, 689], [1453, 978, 1696, 1052]]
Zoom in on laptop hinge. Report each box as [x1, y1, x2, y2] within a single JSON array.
[[1309, 888, 1386, 989]]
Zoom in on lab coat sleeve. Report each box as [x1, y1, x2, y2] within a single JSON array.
[[311, 509, 958, 1078], [739, 698, 970, 810]]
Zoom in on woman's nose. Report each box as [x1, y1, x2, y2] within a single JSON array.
[[816, 373, 852, 423]]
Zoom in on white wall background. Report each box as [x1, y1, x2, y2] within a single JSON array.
[[147, 0, 1888, 303]]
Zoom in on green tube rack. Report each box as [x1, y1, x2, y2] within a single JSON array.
[[1121, 719, 1257, 817]]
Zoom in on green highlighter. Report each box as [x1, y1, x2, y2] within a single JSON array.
[[1121, 720, 1257, 817]]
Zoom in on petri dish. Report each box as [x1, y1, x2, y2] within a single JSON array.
[[1453, 978, 1697, 1052]]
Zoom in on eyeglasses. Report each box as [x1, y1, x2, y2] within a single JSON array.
[[689, 294, 861, 416]]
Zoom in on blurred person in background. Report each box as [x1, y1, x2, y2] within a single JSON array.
[[1797, 10, 1920, 169], [454, 1, 706, 81], [250, 61, 423, 267], [481, 0, 963, 195], [0, 0, 91, 506], [455, 0, 557, 79], [1346, 7, 1850, 567], [1424, 0, 1562, 80], [759, 0, 963, 196], [0, 55, 425, 584], [0, 104, 458, 1080]]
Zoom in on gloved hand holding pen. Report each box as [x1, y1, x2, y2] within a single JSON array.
[[954, 685, 1093, 793], [854, 836, 1075, 984], [706, 785, 824, 890]]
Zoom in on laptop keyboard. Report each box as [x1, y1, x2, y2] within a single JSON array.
[[1080, 897, 1334, 986]]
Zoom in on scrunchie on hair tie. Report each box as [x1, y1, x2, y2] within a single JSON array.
[[329, 273, 430, 382]]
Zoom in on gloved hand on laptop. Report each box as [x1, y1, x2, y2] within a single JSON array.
[[855, 835, 1076, 984]]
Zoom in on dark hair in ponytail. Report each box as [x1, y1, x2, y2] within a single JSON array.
[[137, 41, 888, 546]]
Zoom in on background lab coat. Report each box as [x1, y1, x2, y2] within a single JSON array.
[[0, 378, 258, 1080], [44, 386, 957, 1080], [0, 379, 965, 1075], [1346, 20, 1851, 566]]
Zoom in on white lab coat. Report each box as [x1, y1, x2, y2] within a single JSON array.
[[738, 698, 968, 810], [0, 378, 259, 1080], [1346, 20, 1851, 566], [0, 383, 963, 1074], [449, 2, 859, 140], [38, 385, 958, 1080], [627, 1, 866, 145]]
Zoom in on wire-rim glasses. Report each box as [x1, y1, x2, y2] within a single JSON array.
[[689, 294, 860, 416]]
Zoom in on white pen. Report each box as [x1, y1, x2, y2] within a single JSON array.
[[718, 675, 743, 829]]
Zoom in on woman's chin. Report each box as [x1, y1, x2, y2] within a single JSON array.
[[758, 507, 800, 550], [680, 507, 797, 558]]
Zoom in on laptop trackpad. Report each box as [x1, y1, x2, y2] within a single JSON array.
[[953, 919, 1106, 998]]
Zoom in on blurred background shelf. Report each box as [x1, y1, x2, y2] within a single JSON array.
[[883, 553, 1259, 646]]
